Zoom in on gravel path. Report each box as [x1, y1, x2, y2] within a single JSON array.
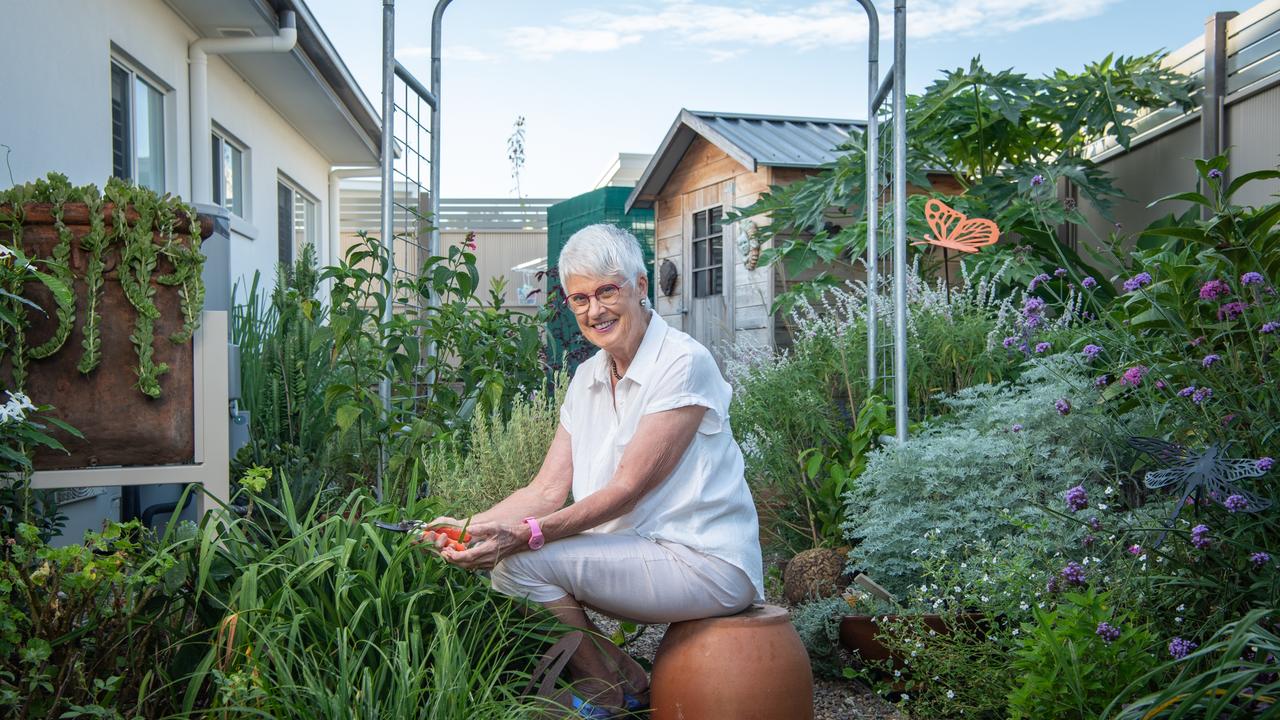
[[588, 611, 903, 720]]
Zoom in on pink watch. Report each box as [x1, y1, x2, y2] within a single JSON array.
[[523, 516, 545, 550]]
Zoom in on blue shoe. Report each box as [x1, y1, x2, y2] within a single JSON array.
[[622, 693, 649, 713], [570, 694, 620, 719]]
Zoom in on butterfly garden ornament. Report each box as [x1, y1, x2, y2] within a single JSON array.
[[1128, 437, 1272, 546], [912, 198, 1000, 253]]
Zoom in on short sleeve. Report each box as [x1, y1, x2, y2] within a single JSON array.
[[642, 347, 731, 435], [558, 358, 593, 436]]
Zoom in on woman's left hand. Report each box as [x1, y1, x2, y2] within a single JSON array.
[[440, 521, 527, 570]]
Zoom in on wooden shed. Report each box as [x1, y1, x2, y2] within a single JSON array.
[[626, 109, 864, 362]]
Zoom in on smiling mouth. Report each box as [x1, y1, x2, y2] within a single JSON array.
[[592, 319, 618, 333]]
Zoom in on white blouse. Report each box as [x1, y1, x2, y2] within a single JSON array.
[[559, 311, 765, 602]]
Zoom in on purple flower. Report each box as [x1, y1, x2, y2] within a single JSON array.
[[1258, 457, 1274, 473], [1199, 279, 1231, 301], [1035, 342, 1052, 354], [1169, 637, 1198, 659], [1191, 524, 1212, 550], [1011, 423, 1024, 433], [1031, 174, 1045, 186], [1060, 561, 1087, 587], [1252, 552, 1272, 569], [1202, 354, 1221, 368], [1208, 168, 1223, 180], [1096, 622, 1122, 644], [1082, 276, 1098, 289], [1225, 494, 1249, 512], [1262, 321, 1279, 335], [1055, 398, 1072, 416], [1023, 297, 1046, 316], [1065, 485, 1088, 512], [1082, 534, 1097, 548], [1029, 273, 1051, 292], [1123, 272, 1153, 292], [1127, 544, 1143, 555], [1242, 272, 1265, 286], [1190, 335, 1206, 347], [1003, 336, 1018, 349], [1054, 267, 1068, 278], [1082, 344, 1102, 359], [1087, 516, 1102, 532], [1218, 301, 1247, 321], [1192, 387, 1214, 404], [1045, 576, 1060, 594], [1178, 386, 1196, 398], [1094, 375, 1110, 388], [1156, 379, 1167, 390], [1121, 365, 1148, 387]]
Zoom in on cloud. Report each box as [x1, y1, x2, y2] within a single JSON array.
[[503, 0, 1123, 59], [506, 27, 644, 60]]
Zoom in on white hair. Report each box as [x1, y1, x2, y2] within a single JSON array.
[[558, 224, 646, 283]]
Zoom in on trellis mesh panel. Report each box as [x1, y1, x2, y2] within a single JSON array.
[[544, 187, 655, 375], [870, 101, 897, 402], [388, 69, 433, 402]]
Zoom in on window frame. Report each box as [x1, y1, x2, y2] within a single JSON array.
[[276, 175, 319, 269], [109, 55, 168, 193], [690, 206, 724, 298], [211, 126, 248, 219]]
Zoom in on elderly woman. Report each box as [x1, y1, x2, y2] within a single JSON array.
[[424, 223, 763, 718]]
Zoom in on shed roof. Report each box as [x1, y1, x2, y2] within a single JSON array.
[[626, 109, 864, 211]]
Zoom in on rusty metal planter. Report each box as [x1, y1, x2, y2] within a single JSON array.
[[1, 202, 213, 470]]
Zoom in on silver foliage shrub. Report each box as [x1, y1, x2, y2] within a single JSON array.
[[842, 356, 1124, 598]]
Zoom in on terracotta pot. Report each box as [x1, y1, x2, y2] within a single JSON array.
[[839, 612, 987, 668], [0, 202, 213, 469], [650, 604, 813, 720]]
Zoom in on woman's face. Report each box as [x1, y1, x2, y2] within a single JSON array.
[[563, 272, 650, 355]]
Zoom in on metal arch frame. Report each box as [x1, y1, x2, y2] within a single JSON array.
[[396, 0, 908, 439], [856, 0, 908, 441]]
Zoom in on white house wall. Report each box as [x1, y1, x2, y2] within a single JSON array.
[[0, 0, 332, 296]]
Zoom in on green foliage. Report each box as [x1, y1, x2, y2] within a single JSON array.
[[175, 484, 558, 718], [1111, 608, 1280, 719], [0, 520, 193, 718], [732, 52, 1192, 311], [842, 358, 1117, 598], [797, 396, 892, 548], [790, 596, 849, 678], [1009, 589, 1159, 719], [0, 173, 205, 396], [731, 262, 1031, 553], [424, 372, 567, 518]]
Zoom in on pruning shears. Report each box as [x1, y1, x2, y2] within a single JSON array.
[[374, 519, 430, 534], [374, 520, 475, 551]]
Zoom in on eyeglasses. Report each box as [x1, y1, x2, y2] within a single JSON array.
[[565, 282, 626, 313]]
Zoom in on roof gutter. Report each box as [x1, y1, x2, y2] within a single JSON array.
[[189, 10, 298, 204]]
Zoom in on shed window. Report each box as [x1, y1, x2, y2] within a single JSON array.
[[691, 206, 723, 298]]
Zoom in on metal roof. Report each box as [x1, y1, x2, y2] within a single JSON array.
[[627, 109, 864, 211]]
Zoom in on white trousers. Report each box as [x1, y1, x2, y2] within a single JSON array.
[[489, 532, 756, 624]]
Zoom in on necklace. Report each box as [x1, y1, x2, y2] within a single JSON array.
[[610, 357, 622, 380]]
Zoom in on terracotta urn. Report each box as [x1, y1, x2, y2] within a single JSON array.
[[650, 604, 813, 720], [0, 201, 212, 469]]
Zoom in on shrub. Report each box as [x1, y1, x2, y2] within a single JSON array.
[[842, 357, 1120, 597], [424, 372, 567, 517], [791, 596, 849, 678], [1009, 589, 1160, 719]]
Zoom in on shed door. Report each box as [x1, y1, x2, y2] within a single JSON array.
[[686, 202, 732, 358]]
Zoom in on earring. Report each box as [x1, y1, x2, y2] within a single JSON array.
[[640, 297, 649, 308]]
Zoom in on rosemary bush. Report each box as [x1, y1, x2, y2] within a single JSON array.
[[424, 373, 567, 518]]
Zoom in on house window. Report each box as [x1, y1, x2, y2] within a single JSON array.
[[211, 130, 246, 217], [691, 206, 723, 298], [277, 178, 317, 269], [110, 60, 166, 193]]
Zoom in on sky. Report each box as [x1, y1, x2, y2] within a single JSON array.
[[306, 0, 1220, 199]]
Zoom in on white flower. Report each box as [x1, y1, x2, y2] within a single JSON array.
[[1175, 616, 1183, 624], [894, 670, 902, 678], [1104, 485, 1115, 496], [1098, 503, 1109, 511], [1176, 604, 1186, 612], [1019, 602, 1030, 611], [980, 595, 990, 603], [1012, 628, 1020, 635], [900, 694, 910, 702], [0, 244, 13, 258], [1139, 554, 1147, 562], [946, 690, 955, 699], [6, 391, 35, 411]]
